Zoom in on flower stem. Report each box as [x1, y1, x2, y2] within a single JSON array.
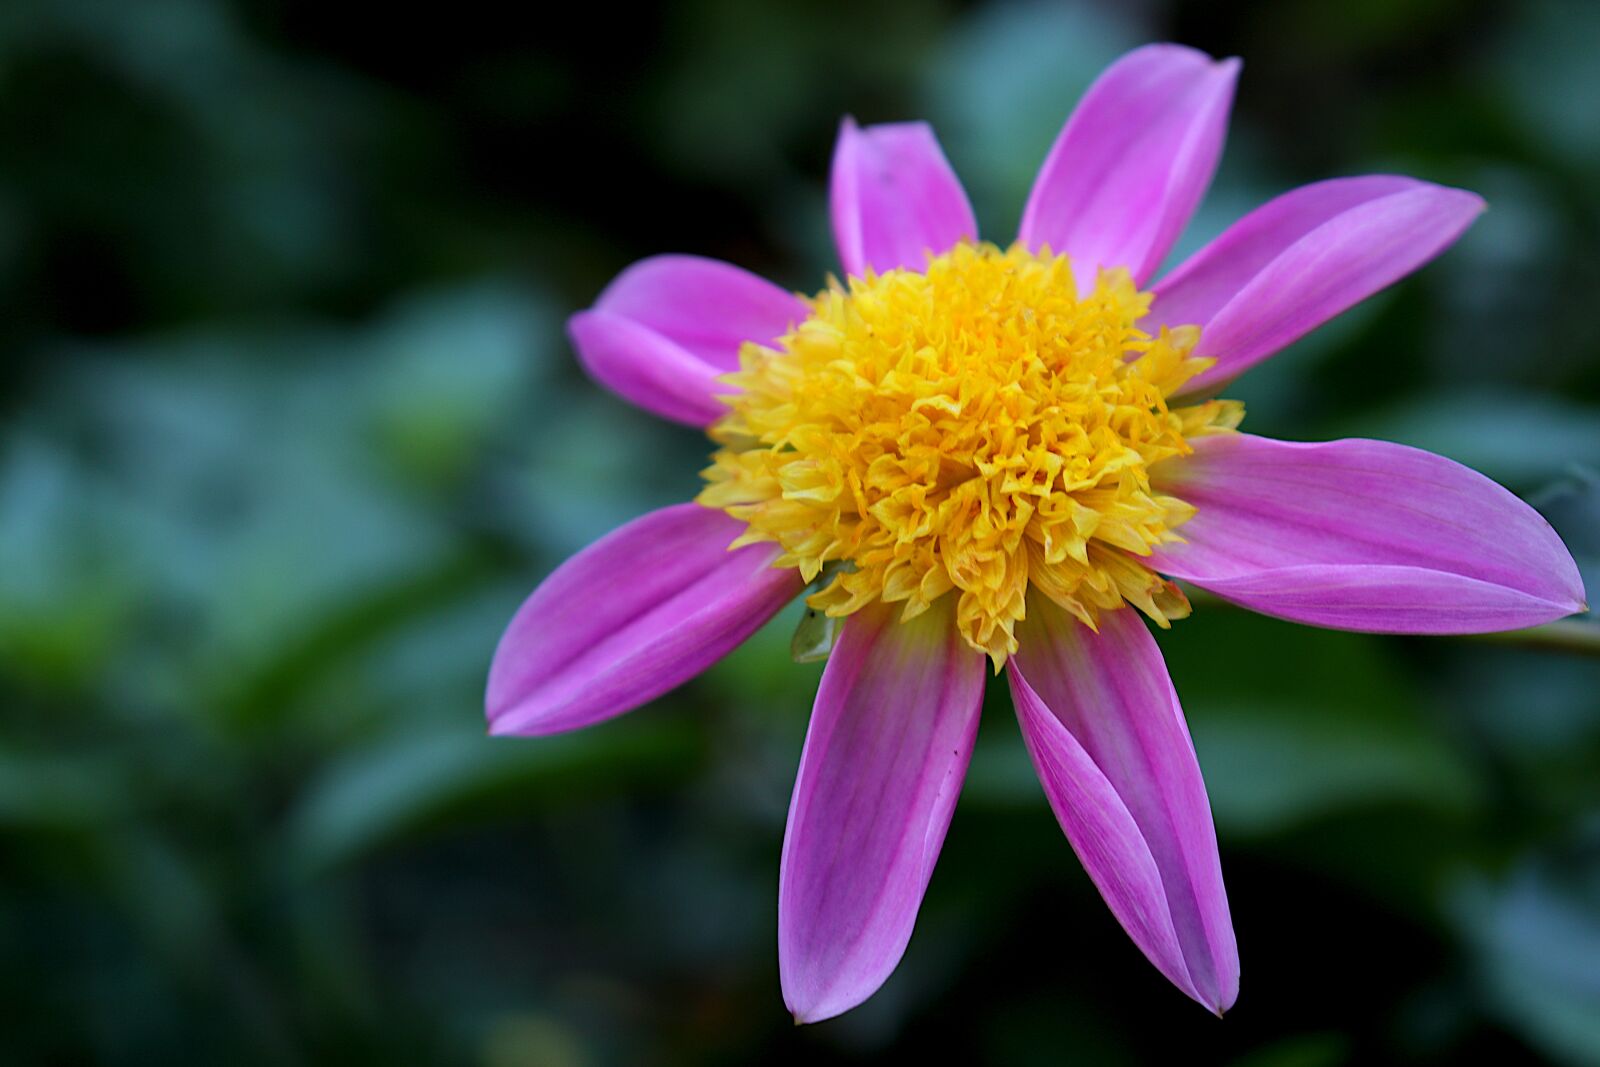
[[1184, 587, 1600, 657], [1464, 619, 1600, 658]]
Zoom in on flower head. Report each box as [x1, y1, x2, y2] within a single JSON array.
[[489, 44, 1587, 1023], [700, 242, 1240, 666]]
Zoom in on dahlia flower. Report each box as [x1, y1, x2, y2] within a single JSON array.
[[487, 44, 1586, 1021]]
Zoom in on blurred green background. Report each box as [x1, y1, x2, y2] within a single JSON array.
[[3, 0, 1599, 1063]]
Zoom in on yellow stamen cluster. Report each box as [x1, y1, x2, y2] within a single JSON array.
[[697, 242, 1242, 667]]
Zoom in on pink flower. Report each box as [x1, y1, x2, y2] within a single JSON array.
[[487, 44, 1586, 1022]]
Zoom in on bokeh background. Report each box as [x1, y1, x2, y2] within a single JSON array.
[[4, 0, 1600, 1063]]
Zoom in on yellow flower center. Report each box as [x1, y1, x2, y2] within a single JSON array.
[[697, 242, 1243, 667]]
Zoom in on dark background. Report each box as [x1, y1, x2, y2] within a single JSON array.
[[3, 0, 1599, 1064]]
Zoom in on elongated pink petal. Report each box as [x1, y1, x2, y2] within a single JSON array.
[[1150, 176, 1438, 328], [487, 504, 802, 736], [569, 257, 804, 426], [829, 118, 978, 279], [1011, 601, 1238, 1014], [779, 596, 986, 1023], [1018, 44, 1238, 286], [568, 311, 726, 426], [1150, 434, 1587, 632], [1154, 181, 1483, 397], [594, 255, 807, 372]]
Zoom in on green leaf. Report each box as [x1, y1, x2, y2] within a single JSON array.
[[1455, 833, 1600, 1067], [289, 720, 701, 873], [1162, 611, 1480, 837], [923, 1, 1138, 236], [0, 748, 123, 829], [1342, 392, 1600, 489], [967, 611, 1478, 834]]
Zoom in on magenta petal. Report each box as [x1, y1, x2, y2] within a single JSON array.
[[569, 256, 804, 426], [568, 310, 727, 426], [779, 597, 986, 1023], [1150, 434, 1587, 633], [486, 504, 802, 737], [1018, 44, 1238, 286], [1153, 180, 1483, 397], [1150, 177, 1430, 328], [829, 118, 978, 279], [594, 254, 806, 372], [1011, 602, 1238, 1014]]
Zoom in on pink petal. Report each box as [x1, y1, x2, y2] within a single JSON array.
[[1152, 180, 1484, 398], [569, 256, 805, 426], [1010, 602, 1238, 1014], [829, 118, 978, 278], [1150, 434, 1587, 633], [568, 311, 726, 426], [779, 596, 986, 1023], [594, 254, 807, 372], [487, 504, 802, 737], [1150, 176, 1435, 328], [1018, 44, 1239, 287]]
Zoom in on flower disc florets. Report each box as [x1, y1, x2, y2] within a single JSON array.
[[698, 242, 1242, 666]]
